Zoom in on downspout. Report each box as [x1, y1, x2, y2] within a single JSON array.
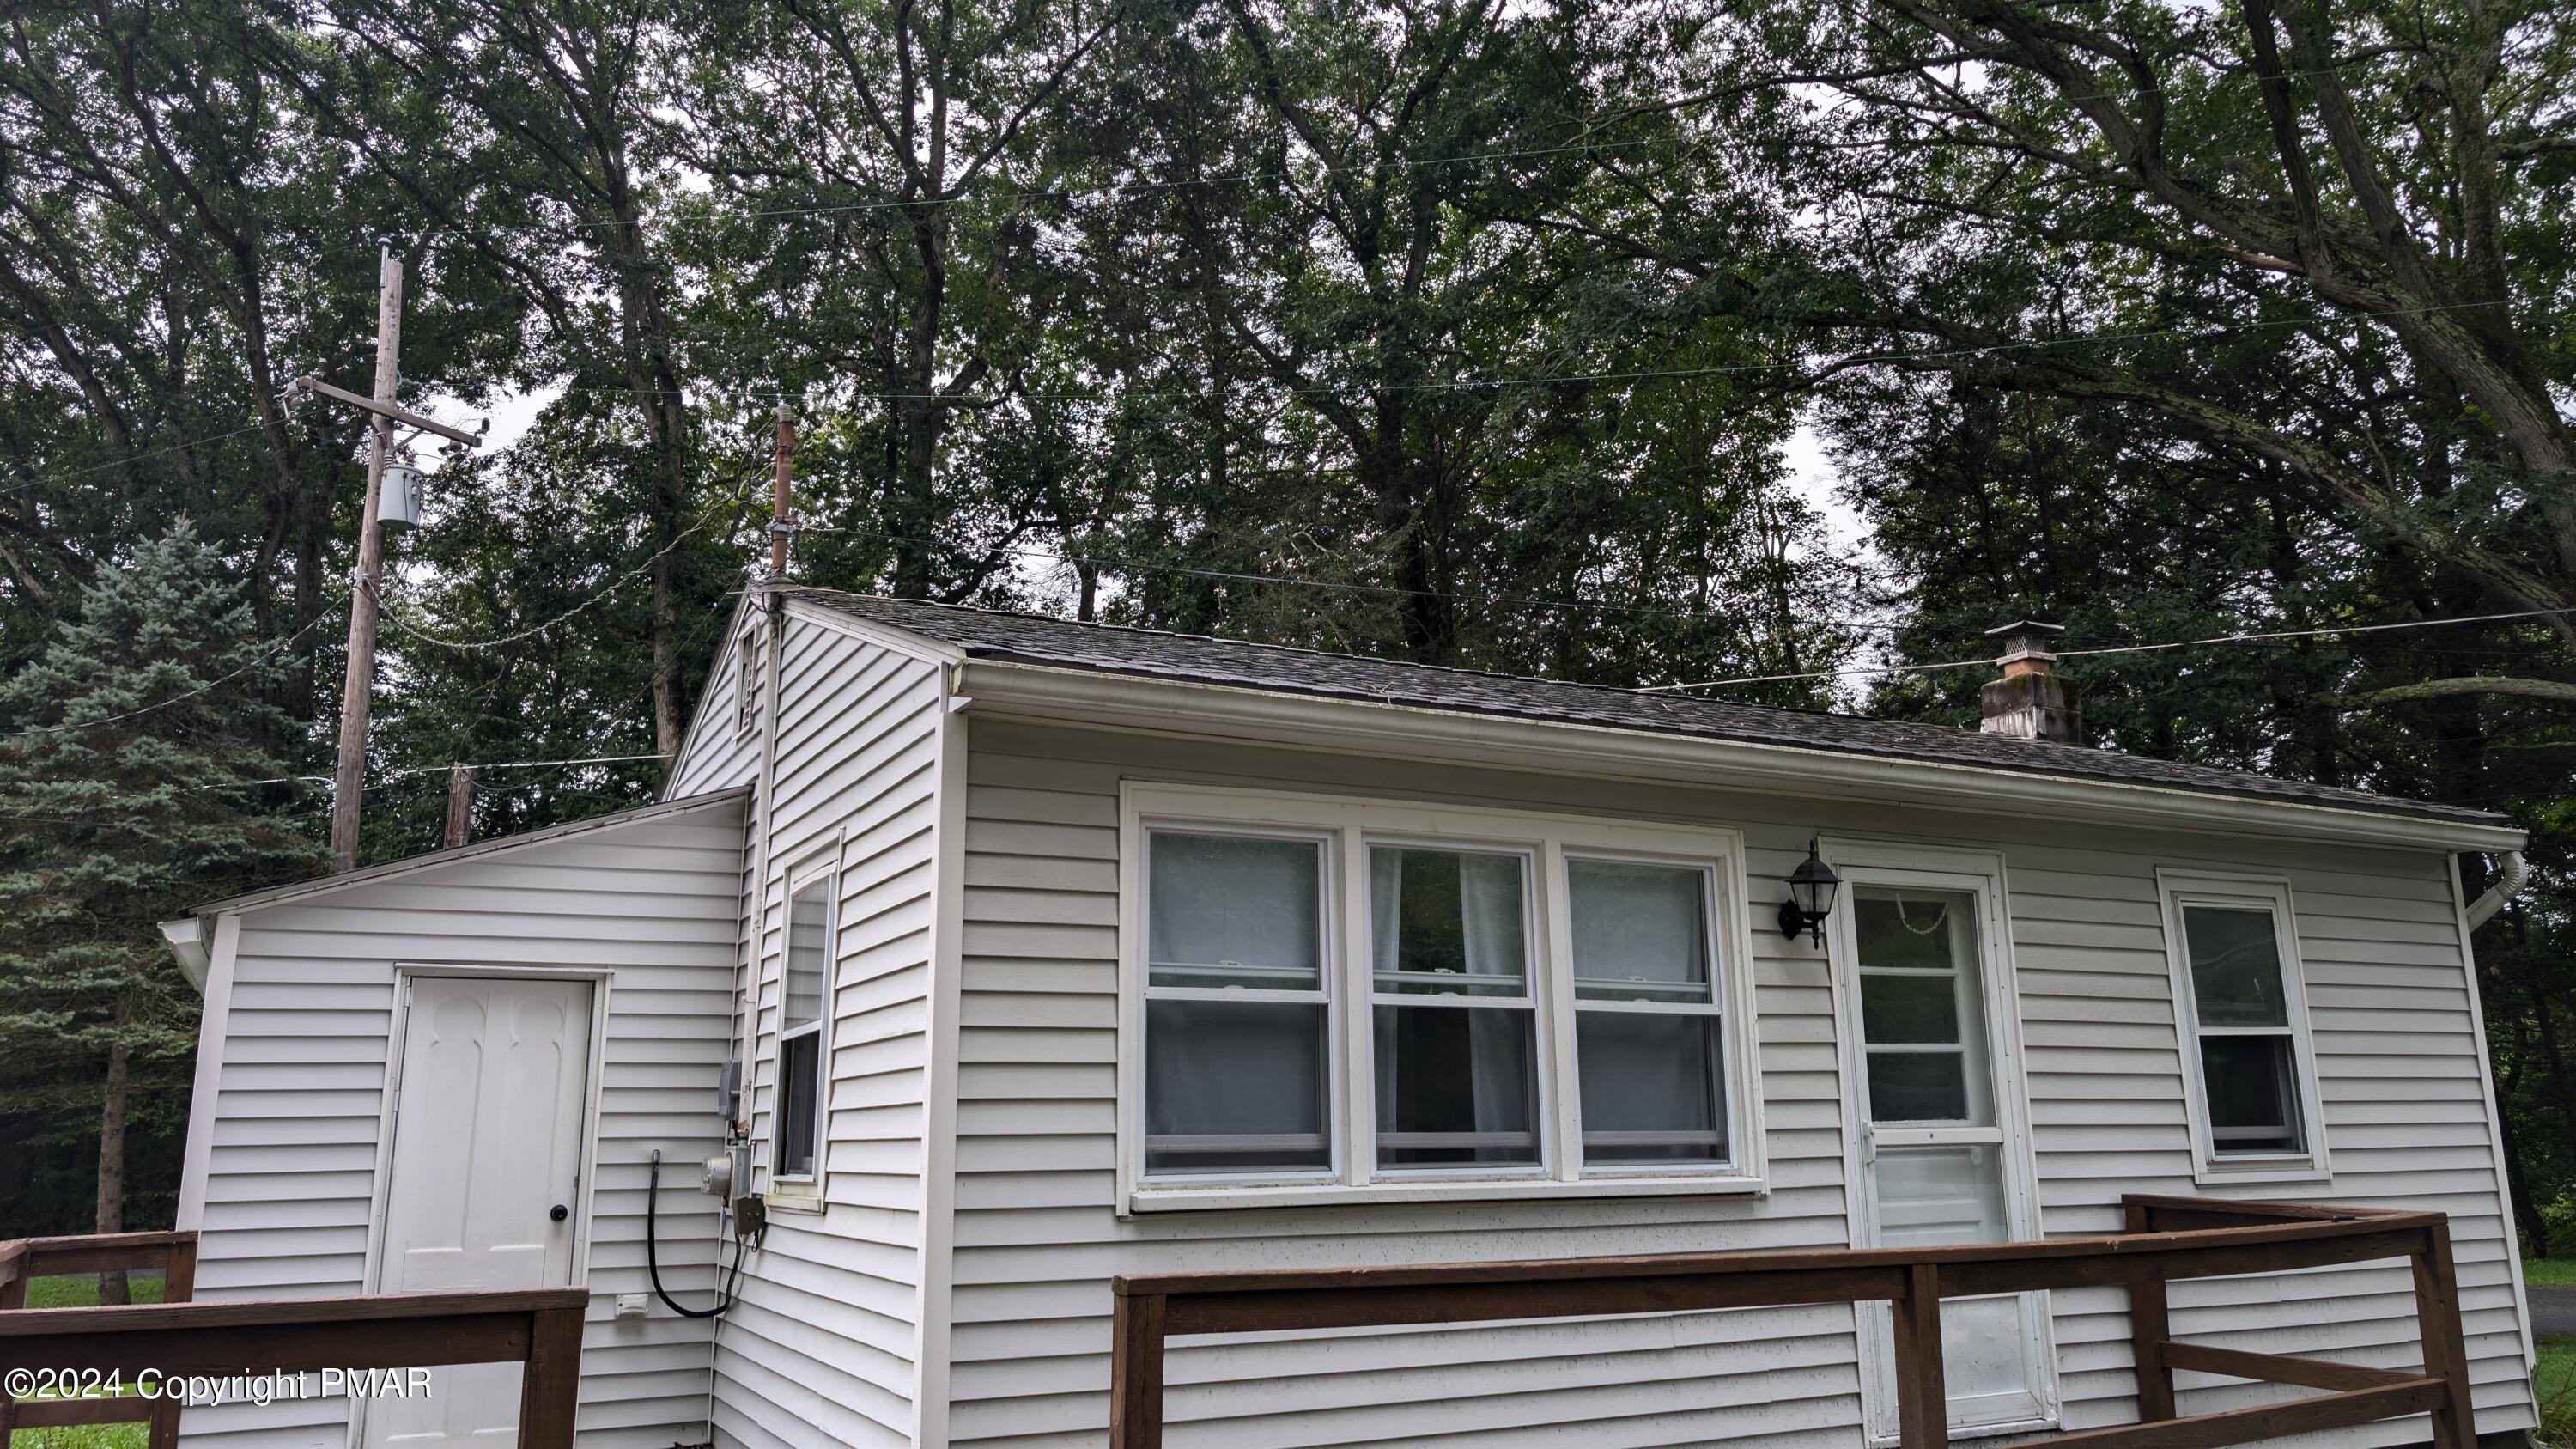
[[2465, 849, 2530, 929]]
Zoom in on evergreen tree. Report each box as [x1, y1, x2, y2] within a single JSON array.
[[0, 521, 319, 1282]]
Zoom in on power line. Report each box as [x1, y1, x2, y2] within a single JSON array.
[[344, 58, 2405, 251], [0, 422, 273, 499], [827, 530, 1778, 633], [544, 298, 2511, 410], [374, 484, 765, 652], [207, 752, 671, 792], [0, 610, 343, 744], [7, 300, 2506, 506], [1643, 607, 2576, 692]]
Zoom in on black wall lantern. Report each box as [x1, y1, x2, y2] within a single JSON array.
[[1778, 837, 1841, 945]]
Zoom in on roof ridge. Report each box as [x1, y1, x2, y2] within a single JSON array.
[[779, 586, 1872, 727], [779, 588, 2506, 827]]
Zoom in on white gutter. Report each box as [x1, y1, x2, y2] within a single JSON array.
[[955, 659, 2529, 854], [160, 916, 211, 992], [2465, 849, 2530, 928]]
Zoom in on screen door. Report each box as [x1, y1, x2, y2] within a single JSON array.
[[1845, 883, 2054, 1440]]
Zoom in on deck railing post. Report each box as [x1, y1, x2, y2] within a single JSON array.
[[1890, 1263, 1950, 1449], [149, 1235, 198, 1449], [518, 1304, 585, 1448], [1109, 1288, 1167, 1449], [2410, 1221, 2476, 1449], [2123, 1197, 2176, 1424]]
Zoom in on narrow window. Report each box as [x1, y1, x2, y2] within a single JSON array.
[[1369, 847, 1540, 1170], [2178, 901, 2307, 1156], [1142, 831, 1332, 1176], [735, 627, 762, 740], [775, 879, 831, 1178], [1567, 859, 1727, 1166]]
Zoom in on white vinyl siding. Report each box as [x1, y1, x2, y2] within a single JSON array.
[[667, 604, 766, 800], [174, 799, 748, 1448], [710, 606, 947, 1449], [938, 719, 2531, 1449]]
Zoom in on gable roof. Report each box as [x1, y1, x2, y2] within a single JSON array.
[[183, 788, 753, 918], [787, 589, 2503, 830]]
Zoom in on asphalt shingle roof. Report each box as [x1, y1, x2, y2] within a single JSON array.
[[791, 589, 2504, 828]]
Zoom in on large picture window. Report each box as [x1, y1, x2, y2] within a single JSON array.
[[1123, 786, 1762, 1207], [2158, 872, 2328, 1178]]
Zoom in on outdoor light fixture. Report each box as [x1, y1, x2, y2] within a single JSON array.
[[1778, 837, 1840, 945]]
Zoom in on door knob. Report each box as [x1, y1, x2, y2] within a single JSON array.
[[550, 1203, 569, 1222]]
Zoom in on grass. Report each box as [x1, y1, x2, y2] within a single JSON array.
[[7, 1275, 165, 1449], [2532, 1258, 2576, 1289], [2539, 1336, 2576, 1447]]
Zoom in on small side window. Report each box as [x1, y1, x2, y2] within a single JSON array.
[[2160, 873, 2325, 1178], [775, 877, 832, 1180], [735, 627, 763, 740]]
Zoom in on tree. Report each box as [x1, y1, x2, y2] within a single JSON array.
[[0, 520, 319, 1283]]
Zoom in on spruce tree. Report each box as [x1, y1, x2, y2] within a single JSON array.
[[0, 521, 319, 1288]]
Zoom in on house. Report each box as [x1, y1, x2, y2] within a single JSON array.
[[159, 586, 2537, 1448]]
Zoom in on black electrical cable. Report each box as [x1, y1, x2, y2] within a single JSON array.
[[647, 1148, 745, 1318]]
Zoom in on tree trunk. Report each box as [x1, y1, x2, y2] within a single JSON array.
[[95, 1037, 131, 1306], [891, 205, 951, 600]]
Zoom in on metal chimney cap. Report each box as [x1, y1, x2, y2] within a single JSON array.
[[1982, 618, 2065, 641]]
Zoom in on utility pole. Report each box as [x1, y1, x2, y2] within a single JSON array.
[[304, 247, 482, 873], [443, 764, 476, 849], [769, 404, 797, 576]]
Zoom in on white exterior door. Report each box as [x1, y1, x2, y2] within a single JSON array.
[[368, 974, 594, 1446], [1831, 860, 2056, 1442]]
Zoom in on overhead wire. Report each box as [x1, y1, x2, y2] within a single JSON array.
[[1643, 607, 2576, 691]]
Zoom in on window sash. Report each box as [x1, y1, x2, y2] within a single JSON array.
[[773, 871, 835, 1184], [2165, 879, 2321, 1172], [1140, 827, 1336, 1180]]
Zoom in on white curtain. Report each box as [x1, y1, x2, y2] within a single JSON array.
[[1455, 851, 1526, 983], [1149, 832, 1319, 983], [1567, 860, 1704, 990], [1455, 853, 1525, 1137], [1369, 848, 1402, 977]]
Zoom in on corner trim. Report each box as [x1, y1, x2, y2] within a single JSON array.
[[173, 912, 241, 1233], [910, 689, 972, 1448]]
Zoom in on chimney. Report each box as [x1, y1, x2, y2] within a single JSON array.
[[1980, 620, 2083, 743]]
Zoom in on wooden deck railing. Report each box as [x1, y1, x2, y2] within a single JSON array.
[[0, 1229, 587, 1447], [0, 1231, 199, 1447], [1108, 1195, 2476, 1449]]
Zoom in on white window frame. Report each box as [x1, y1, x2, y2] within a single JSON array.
[[1116, 782, 1765, 1212], [767, 856, 837, 1206], [1138, 823, 1340, 1180], [2157, 869, 2331, 1184]]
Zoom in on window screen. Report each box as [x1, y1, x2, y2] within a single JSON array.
[[775, 880, 830, 1178], [2181, 904, 2306, 1155], [1142, 832, 1332, 1175], [1370, 848, 1540, 1168], [1567, 859, 1726, 1166]]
